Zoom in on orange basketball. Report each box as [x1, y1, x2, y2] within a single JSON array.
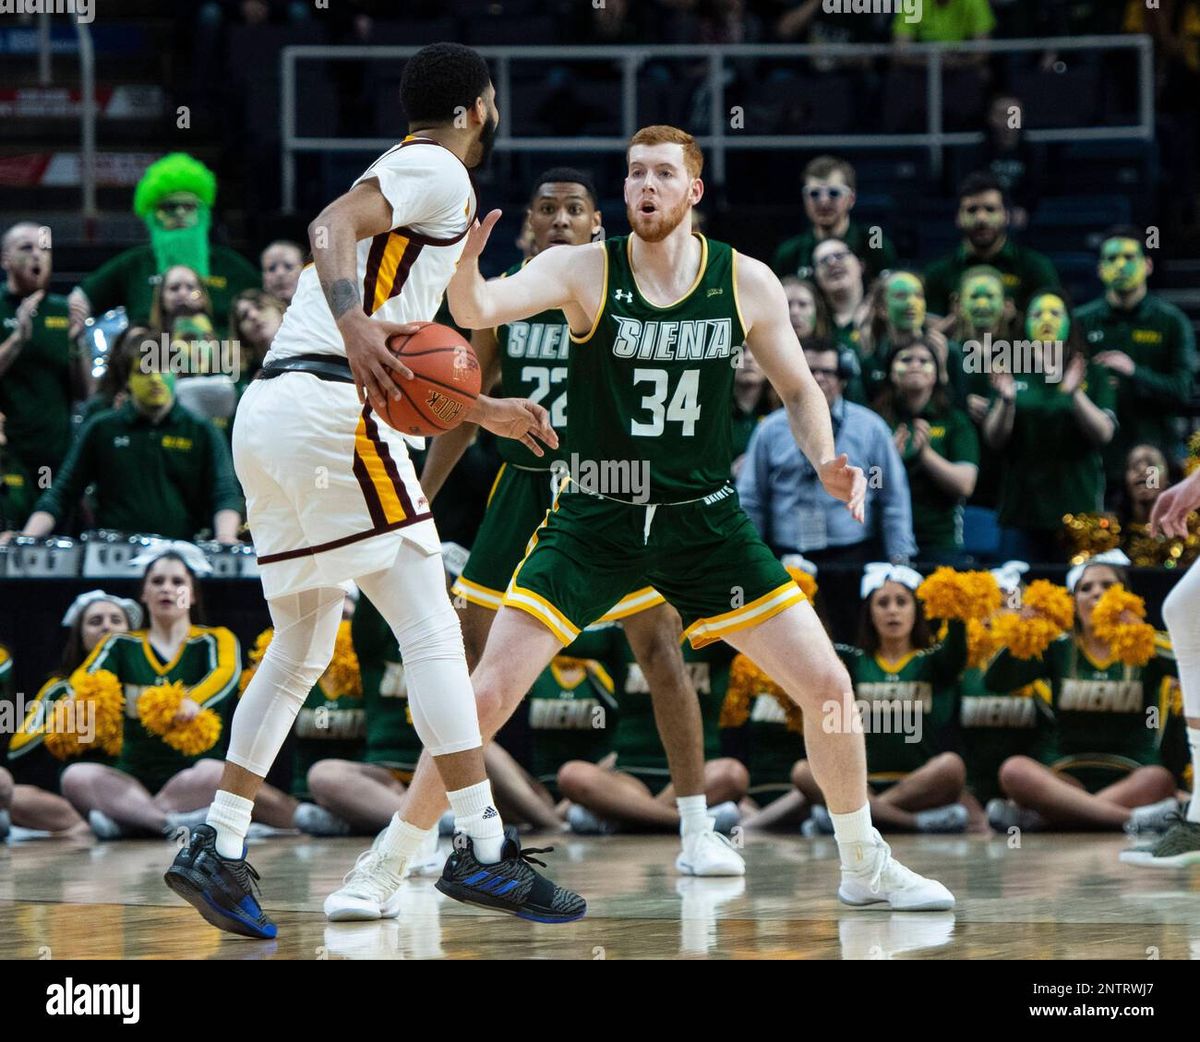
[[380, 322, 481, 437]]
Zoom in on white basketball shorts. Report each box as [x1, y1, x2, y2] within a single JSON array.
[[233, 372, 441, 600]]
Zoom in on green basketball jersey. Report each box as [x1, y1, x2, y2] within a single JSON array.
[[71, 627, 241, 791], [984, 633, 1178, 768], [496, 260, 570, 469], [569, 235, 747, 503], [528, 658, 618, 784], [351, 596, 424, 771], [835, 619, 967, 777]]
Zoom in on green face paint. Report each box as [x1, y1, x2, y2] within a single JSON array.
[[1026, 293, 1070, 342], [128, 370, 176, 411], [961, 274, 1004, 331], [1099, 237, 1147, 292], [885, 272, 925, 332]]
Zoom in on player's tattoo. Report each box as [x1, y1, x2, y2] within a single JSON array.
[[324, 278, 361, 319]]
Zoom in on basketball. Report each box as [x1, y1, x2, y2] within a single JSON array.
[[378, 322, 481, 437]]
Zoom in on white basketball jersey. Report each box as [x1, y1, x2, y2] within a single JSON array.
[[267, 137, 476, 363]]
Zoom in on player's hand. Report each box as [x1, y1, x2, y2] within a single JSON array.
[[460, 209, 503, 267], [1150, 471, 1200, 539], [339, 314, 420, 412], [1095, 350, 1135, 377], [819, 453, 866, 523], [469, 395, 558, 457]]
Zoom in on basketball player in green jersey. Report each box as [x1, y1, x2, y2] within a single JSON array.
[[420, 167, 743, 876], [340, 125, 954, 912]]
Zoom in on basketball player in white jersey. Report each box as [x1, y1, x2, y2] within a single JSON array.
[[1122, 466, 1200, 865], [165, 43, 586, 937]]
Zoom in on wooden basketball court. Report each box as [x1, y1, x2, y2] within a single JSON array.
[[2, 831, 1198, 960]]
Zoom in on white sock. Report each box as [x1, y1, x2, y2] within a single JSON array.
[[379, 814, 429, 866], [830, 803, 876, 872], [447, 780, 505, 864], [207, 790, 254, 859], [676, 794, 709, 837], [1188, 728, 1200, 825]]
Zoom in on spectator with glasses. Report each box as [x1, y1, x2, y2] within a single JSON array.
[[923, 172, 1060, 319], [738, 338, 915, 567], [773, 156, 898, 283]]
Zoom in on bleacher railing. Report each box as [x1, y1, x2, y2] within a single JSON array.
[[280, 37, 1154, 213]]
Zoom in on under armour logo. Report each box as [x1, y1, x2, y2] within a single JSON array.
[[614, 289, 633, 303]]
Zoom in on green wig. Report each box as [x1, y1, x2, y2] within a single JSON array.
[[133, 153, 217, 218]]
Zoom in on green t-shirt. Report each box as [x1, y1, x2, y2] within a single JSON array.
[[33, 400, 243, 539], [0, 289, 74, 479], [984, 633, 1180, 777], [993, 364, 1117, 532], [71, 627, 241, 792], [772, 220, 899, 284], [79, 243, 259, 338], [924, 239, 1060, 316], [893, 0, 996, 41], [569, 234, 745, 502], [495, 261, 569, 469], [835, 618, 967, 777], [1075, 293, 1197, 479], [889, 401, 980, 552]]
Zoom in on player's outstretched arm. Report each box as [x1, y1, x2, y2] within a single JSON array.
[[309, 180, 426, 411], [737, 252, 866, 522], [447, 209, 600, 330], [419, 326, 502, 502]]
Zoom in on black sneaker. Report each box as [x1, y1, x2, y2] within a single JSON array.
[[435, 833, 586, 923], [163, 825, 277, 939]]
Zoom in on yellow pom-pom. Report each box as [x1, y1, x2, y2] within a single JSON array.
[[917, 568, 1001, 622], [966, 617, 1000, 670], [161, 708, 222, 756], [240, 628, 274, 693], [1090, 584, 1155, 666], [723, 653, 802, 734], [784, 565, 818, 601], [319, 620, 362, 699], [992, 612, 1063, 660], [43, 699, 84, 761], [137, 681, 187, 736], [1022, 580, 1075, 631], [70, 669, 125, 756]]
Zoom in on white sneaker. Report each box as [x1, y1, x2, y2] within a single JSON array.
[[838, 830, 955, 911], [323, 832, 407, 921], [405, 827, 443, 878], [676, 823, 746, 877], [294, 803, 353, 837], [1125, 797, 1182, 836], [88, 809, 127, 841]]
